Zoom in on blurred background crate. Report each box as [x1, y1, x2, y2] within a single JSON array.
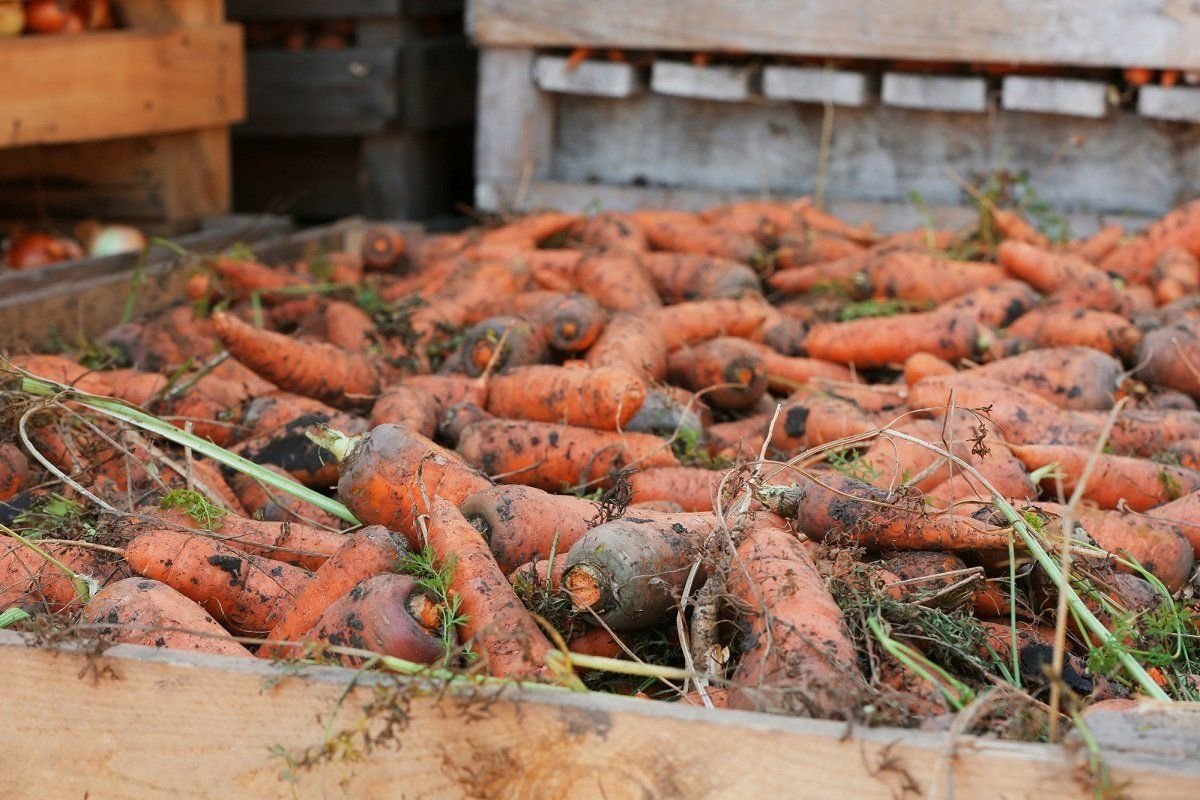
[[227, 0, 475, 223]]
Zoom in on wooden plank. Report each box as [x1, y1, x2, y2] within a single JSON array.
[[1138, 85, 1200, 122], [650, 62, 753, 102], [0, 25, 246, 148], [762, 66, 871, 107], [237, 49, 399, 137], [1001, 76, 1110, 118], [474, 47, 556, 209], [232, 138, 364, 220], [1, 632, 1197, 799], [0, 127, 233, 224], [361, 128, 473, 220], [468, 0, 1200, 70], [117, 0, 226, 28], [534, 55, 643, 98], [400, 35, 478, 129], [227, 0, 462, 19], [881, 73, 989, 113]]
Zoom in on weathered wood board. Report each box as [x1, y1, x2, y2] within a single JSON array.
[[1, 631, 1199, 799], [468, 0, 1200, 69]]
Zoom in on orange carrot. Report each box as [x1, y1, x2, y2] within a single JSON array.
[[1153, 249, 1200, 305], [668, 337, 767, 411], [766, 252, 872, 295], [968, 347, 1125, 411], [996, 240, 1099, 292], [232, 404, 367, 489], [1012, 444, 1200, 511], [903, 353, 956, 386], [1135, 318, 1200, 400], [520, 292, 607, 352], [457, 315, 550, 377], [728, 521, 861, 716], [1145, 489, 1200, 557], [792, 198, 879, 244], [573, 252, 663, 312], [260, 526, 407, 658], [939, 280, 1040, 327], [1006, 308, 1142, 361], [426, 497, 553, 678], [570, 212, 648, 253], [585, 312, 669, 381], [124, 528, 311, 636], [805, 310, 986, 368], [1100, 200, 1200, 283], [478, 211, 582, 249], [628, 466, 723, 512], [361, 225, 407, 270], [456, 418, 678, 492], [742, 341, 855, 393], [643, 296, 772, 350], [82, 578, 253, 657], [324, 424, 491, 546], [991, 208, 1050, 248], [228, 464, 343, 529], [322, 300, 377, 352], [631, 209, 760, 261], [163, 373, 254, 447], [0, 443, 34, 503], [563, 512, 718, 629], [864, 251, 1007, 302], [212, 311, 388, 409], [368, 383, 441, 438], [1065, 224, 1124, 264], [640, 252, 761, 302], [485, 364, 646, 430], [210, 256, 305, 300], [773, 231, 866, 270], [1, 539, 122, 613], [857, 419, 964, 492], [288, 573, 445, 666], [460, 484, 598, 573]]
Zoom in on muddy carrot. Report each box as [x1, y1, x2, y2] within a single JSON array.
[[1153, 249, 1200, 305], [1012, 444, 1200, 511], [805, 310, 987, 368], [967, 346, 1125, 411], [457, 315, 551, 377], [571, 213, 648, 253], [939, 280, 1040, 327], [631, 209, 761, 261], [585, 312, 669, 382], [640, 253, 761, 303], [864, 251, 1007, 302], [628, 467, 723, 512], [460, 484, 598, 573], [668, 337, 768, 412], [1006, 308, 1142, 361], [996, 240, 1098, 292], [643, 296, 773, 350], [573, 252, 663, 312], [361, 226, 407, 270], [485, 364, 646, 430], [1100, 199, 1200, 283], [0, 443, 34, 503], [1135, 318, 1200, 400]]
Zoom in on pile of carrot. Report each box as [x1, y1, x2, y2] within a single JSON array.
[[4, 195, 1200, 729]]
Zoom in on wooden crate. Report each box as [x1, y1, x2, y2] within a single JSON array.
[[468, 0, 1200, 220], [1, 630, 1198, 798], [227, 0, 475, 221], [0, 0, 246, 226]]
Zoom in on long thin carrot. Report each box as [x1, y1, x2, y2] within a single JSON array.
[[805, 310, 986, 368]]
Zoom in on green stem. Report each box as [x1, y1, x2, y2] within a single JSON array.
[[21, 376, 359, 524], [306, 426, 357, 464], [868, 615, 974, 711]]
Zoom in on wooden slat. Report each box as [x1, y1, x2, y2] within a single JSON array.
[[1, 632, 1197, 799], [226, 0, 462, 19], [0, 128, 233, 225], [237, 49, 399, 137], [0, 26, 246, 148], [117, 0, 226, 27], [475, 47, 556, 188], [468, 0, 1200, 69]]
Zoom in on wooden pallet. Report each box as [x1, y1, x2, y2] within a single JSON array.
[[0, 1, 245, 226], [1, 631, 1198, 798], [468, 1, 1200, 219]]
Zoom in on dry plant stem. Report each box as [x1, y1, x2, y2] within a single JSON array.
[[19, 376, 358, 524], [1049, 397, 1127, 742], [881, 429, 1170, 701], [17, 406, 120, 515]]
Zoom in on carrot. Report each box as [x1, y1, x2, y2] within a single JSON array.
[[700, 201, 801, 241], [640, 252, 761, 302], [146, 503, 343, 572], [864, 251, 1007, 302], [160, 458, 247, 516], [996, 240, 1098, 292], [438, 401, 494, 445], [228, 464, 343, 529], [630, 209, 760, 261], [967, 347, 1125, 411], [758, 472, 1013, 551], [124, 528, 311, 635], [0, 443, 34, 502], [668, 337, 767, 411], [508, 556, 569, 593], [903, 353, 956, 386], [562, 512, 718, 630], [99, 305, 220, 372], [288, 573, 445, 667], [82, 578, 253, 657], [1036, 503, 1194, 592], [259, 526, 407, 658], [584, 312, 669, 381], [322, 424, 491, 546], [939, 280, 1040, 327], [741, 341, 855, 393], [1153, 249, 1200, 305], [210, 256, 305, 300], [1011, 444, 1200, 511], [1006, 307, 1142, 361], [457, 315, 550, 377], [706, 411, 776, 459], [805, 309, 986, 368], [525, 292, 607, 352], [521, 249, 586, 292], [573, 252, 662, 312], [923, 438, 1038, 507], [570, 212, 648, 253], [368, 383, 441, 438], [766, 252, 872, 295], [456, 418, 678, 492], [1044, 270, 1127, 314], [793, 198, 879, 244], [856, 418, 964, 492], [643, 296, 772, 350], [727, 520, 861, 716], [805, 378, 907, 414], [1124, 67, 1154, 86], [460, 484, 598, 573], [758, 310, 809, 356], [991, 208, 1050, 248], [1145, 489, 1200, 557], [426, 497, 553, 678], [773, 231, 866, 270], [212, 311, 388, 409], [478, 211, 581, 249], [1167, 438, 1200, 471], [163, 373, 254, 447], [232, 405, 367, 489], [241, 391, 343, 438], [322, 300, 377, 352], [8, 355, 167, 406], [485, 364, 646, 430], [566, 626, 624, 663], [1, 539, 121, 613], [361, 225, 407, 270], [769, 387, 886, 453], [625, 384, 709, 439], [1065, 224, 1125, 264], [1100, 199, 1200, 283], [1136, 318, 1200, 399], [628, 466, 723, 512]]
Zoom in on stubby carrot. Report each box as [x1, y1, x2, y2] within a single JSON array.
[[668, 337, 768, 412], [903, 353, 956, 386], [966, 347, 1125, 411], [457, 315, 551, 377], [728, 521, 861, 716], [425, 497, 554, 678], [124, 528, 312, 635], [939, 280, 1040, 327], [991, 208, 1050, 248], [83, 578, 253, 657], [322, 424, 492, 546], [456, 418, 678, 492], [1007, 308, 1142, 361], [485, 364, 646, 430], [361, 225, 407, 270], [864, 251, 1007, 302], [460, 484, 598, 573], [1136, 318, 1200, 400], [996, 240, 1098, 292]]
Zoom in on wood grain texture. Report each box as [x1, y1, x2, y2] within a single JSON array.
[[475, 47, 556, 185], [1, 631, 1198, 799], [0, 26, 245, 148], [118, 0, 226, 27], [469, 0, 1200, 69]]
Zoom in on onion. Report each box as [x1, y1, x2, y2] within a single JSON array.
[[84, 224, 146, 257], [5, 232, 84, 270], [22, 0, 71, 34], [0, 2, 24, 37]]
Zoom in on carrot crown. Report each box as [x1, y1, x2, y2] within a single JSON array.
[[306, 426, 359, 464]]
